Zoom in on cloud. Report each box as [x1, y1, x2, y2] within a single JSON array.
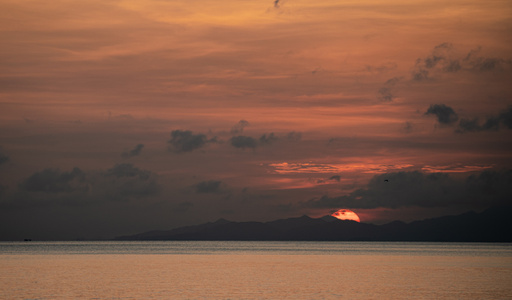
[[195, 180, 222, 193], [20, 167, 87, 193], [230, 136, 258, 149], [102, 164, 160, 199], [412, 43, 454, 81], [377, 87, 393, 102], [377, 77, 401, 102], [316, 175, 341, 184], [231, 120, 250, 134], [286, 131, 302, 141], [456, 106, 512, 133], [304, 170, 512, 210], [259, 132, 277, 145], [105, 163, 149, 179], [470, 57, 504, 71], [500, 106, 512, 129], [412, 44, 511, 81], [121, 143, 144, 159], [13, 164, 160, 207], [329, 175, 341, 182], [168, 130, 215, 153], [457, 118, 482, 132], [0, 152, 9, 166], [425, 104, 459, 125], [1, 163, 161, 240], [230, 133, 281, 149], [464, 47, 511, 72]]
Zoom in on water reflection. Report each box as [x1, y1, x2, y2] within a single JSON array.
[[1, 241, 511, 256]]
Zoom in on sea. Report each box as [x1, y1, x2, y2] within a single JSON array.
[[1, 241, 511, 299]]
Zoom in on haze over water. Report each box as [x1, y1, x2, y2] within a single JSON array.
[[1, 241, 511, 299]]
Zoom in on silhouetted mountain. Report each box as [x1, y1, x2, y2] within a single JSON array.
[[116, 206, 512, 242], [266, 215, 326, 232]]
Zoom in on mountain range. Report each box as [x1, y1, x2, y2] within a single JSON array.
[[116, 206, 512, 242]]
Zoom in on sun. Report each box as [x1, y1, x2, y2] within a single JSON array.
[[331, 209, 360, 222]]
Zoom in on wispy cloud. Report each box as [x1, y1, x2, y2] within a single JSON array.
[[269, 162, 414, 174]]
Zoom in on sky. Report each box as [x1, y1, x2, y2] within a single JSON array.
[[1, 0, 511, 240]]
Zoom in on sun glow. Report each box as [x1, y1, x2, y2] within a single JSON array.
[[331, 209, 361, 222], [269, 162, 414, 174]]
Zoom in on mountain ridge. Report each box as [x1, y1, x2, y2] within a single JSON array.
[[116, 206, 512, 242]]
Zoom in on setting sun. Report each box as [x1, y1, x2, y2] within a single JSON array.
[[331, 209, 361, 222]]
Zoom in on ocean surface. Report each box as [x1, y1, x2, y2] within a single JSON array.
[[1, 241, 511, 299]]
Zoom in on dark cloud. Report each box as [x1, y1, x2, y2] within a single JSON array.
[[1, 164, 162, 240], [230, 133, 281, 149], [105, 163, 149, 179], [231, 120, 250, 134], [259, 132, 277, 145], [464, 47, 511, 72], [412, 69, 429, 81], [412, 44, 511, 81], [456, 106, 512, 133], [466, 170, 512, 198], [168, 130, 215, 153], [195, 180, 222, 193], [13, 164, 159, 207], [500, 106, 512, 129], [378, 87, 392, 102], [378, 77, 402, 101], [304, 170, 512, 210], [385, 77, 401, 87], [286, 131, 302, 141], [20, 167, 87, 193], [121, 143, 144, 159], [329, 175, 341, 182], [481, 116, 502, 131], [412, 43, 453, 81], [426, 43, 451, 68], [444, 60, 461, 72], [102, 164, 159, 199], [0, 152, 9, 166], [317, 175, 341, 184], [230, 136, 258, 149], [457, 118, 482, 132], [425, 104, 458, 125], [471, 58, 503, 71]]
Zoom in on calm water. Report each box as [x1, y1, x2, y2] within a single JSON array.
[[1, 241, 511, 299]]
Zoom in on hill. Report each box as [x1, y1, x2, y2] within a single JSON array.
[[116, 206, 512, 242]]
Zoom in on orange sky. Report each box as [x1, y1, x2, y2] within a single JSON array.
[[1, 0, 511, 239]]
